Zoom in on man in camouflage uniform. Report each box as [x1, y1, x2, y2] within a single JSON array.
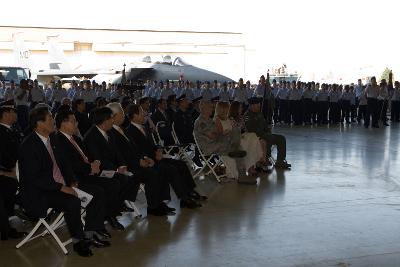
[[244, 97, 291, 169]]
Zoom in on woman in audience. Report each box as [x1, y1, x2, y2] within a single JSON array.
[[194, 100, 251, 181], [228, 101, 267, 173], [213, 101, 261, 178]]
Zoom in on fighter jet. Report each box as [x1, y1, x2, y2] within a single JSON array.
[[12, 34, 96, 84], [92, 55, 234, 84]]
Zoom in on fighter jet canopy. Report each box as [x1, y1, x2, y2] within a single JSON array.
[[141, 55, 191, 66]]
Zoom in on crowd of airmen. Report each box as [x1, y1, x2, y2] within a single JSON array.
[[1, 75, 400, 132]]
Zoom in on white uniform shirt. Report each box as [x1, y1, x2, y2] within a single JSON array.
[[277, 87, 289, 100], [378, 87, 389, 100], [288, 89, 302, 101], [341, 91, 352, 101], [246, 87, 254, 99], [14, 87, 30, 106], [97, 89, 111, 100], [350, 91, 356, 105], [30, 86, 46, 102], [317, 90, 329, 102], [365, 85, 379, 99], [232, 87, 247, 103], [181, 88, 194, 102], [4, 87, 15, 101], [51, 88, 68, 103], [174, 87, 184, 98], [302, 89, 314, 99], [329, 91, 340, 102], [355, 85, 364, 98], [359, 89, 368, 105], [391, 89, 400, 101], [192, 88, 202, 98], [218, 88, 231, 102], [201, 88, 213, 101], [254, 84, 267, 98], [81, 89, 96, 103], [162, 88, 175, 99]]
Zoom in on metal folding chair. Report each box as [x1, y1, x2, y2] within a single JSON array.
[[193, 133, 227, 183], [16, 209, 71, 255]]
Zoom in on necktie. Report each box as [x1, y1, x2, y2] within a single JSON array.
[[45, 139, 65, 185], [69, 137, 89, 163]]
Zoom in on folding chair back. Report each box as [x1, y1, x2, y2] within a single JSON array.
[[193, 133, 226, 183]]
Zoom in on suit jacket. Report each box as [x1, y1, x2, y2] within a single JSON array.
[[74, 111, 92, 137], [151, 109, 174, 146], [174, 108, 194, 144], [83, 125, 125, 171], [151, 109, 171, 126], [125, 123, 157, 160], [53, 131, 92, 179], [108, 127, 143, 171], [0, 124, 20, 170], [19, 132, 76, 218]]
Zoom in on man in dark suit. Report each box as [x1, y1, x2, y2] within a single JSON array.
[[83, 107, 140, 228], [0, 101, 25, 240], [72, 99, 92, 137], [19, 107, 106, 257], [106, 103, 174, 216], [126, 104, 206, 209], [53, 110, 118, 239], [174, 95, 202, 167], [151, 98, 175, 146]]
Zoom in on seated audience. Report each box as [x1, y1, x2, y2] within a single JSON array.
[[19, 107, 108, 257], [244, 98, 291, 169]]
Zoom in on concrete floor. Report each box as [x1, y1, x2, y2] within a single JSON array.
[[1, 123, 400, 267]]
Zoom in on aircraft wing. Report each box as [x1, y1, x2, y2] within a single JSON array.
[[37, 70, 97, 79]]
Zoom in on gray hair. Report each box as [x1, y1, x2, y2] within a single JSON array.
[[106, 102, 123, 115]]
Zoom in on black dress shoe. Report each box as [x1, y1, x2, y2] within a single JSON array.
[[73, 240, 93, 257], [96, 229, 111, 239], [159, 202, 176, 212], [87, 235, 111, 248], [180, 198, 201, 209], [190, 191, 208, 201], [147, 206, 171, 216], [121, 204, 135, 213], [106, 217, 125, 230]]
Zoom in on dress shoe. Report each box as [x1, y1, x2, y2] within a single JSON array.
[[180, 198, 201, 209], [73, 240, 93, 257], [159, 202, 176, 212], [275, 160, 291, 169], [95, 229, 111, 239], [106, 217, 125, 230], [87, 235, 111, 248], [121, 204, 135, 213], [189, 190, 208, 201], [147, 206, 170, 216]]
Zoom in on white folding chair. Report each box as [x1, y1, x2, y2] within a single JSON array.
[[16, 209, 71, 255], [155, 121, 186, 157], [171, 122, 198, 171], [193, 133, 227, 183]]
